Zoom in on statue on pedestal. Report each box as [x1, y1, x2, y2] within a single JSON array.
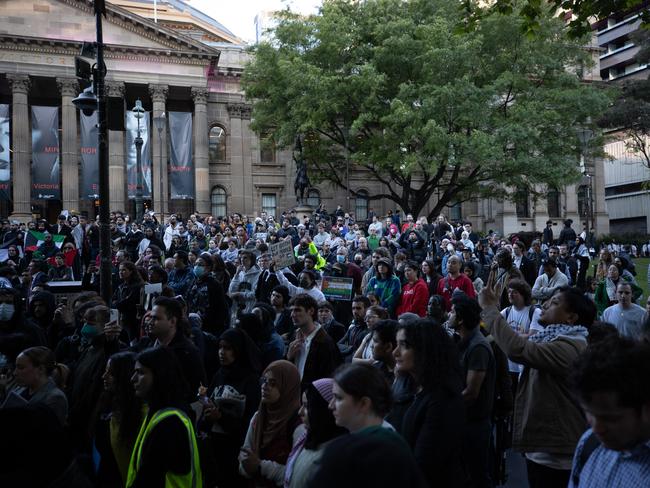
[[293, 135, 310, 204]]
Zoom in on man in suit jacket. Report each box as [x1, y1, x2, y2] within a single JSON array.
[[286, 293, 342, 391], [513, 241, 537, 288]]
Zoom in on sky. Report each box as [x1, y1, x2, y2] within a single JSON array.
[[187, 0, 322, 43]]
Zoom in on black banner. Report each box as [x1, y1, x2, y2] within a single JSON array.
[[0, 104, 10, 201], [126, 111, 152, 198], [80, 112, 99, 200], [168, 111, 194, 199], [31, 106, 60, 200]]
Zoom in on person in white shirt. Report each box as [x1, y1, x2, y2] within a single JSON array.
[[163, 214, 179, 251], [532, 257, 569, 301], [501, 279, 544, 376], [312, 223, 331, 249], [602, 282, 647, 340], [273, 264, 326, 305]]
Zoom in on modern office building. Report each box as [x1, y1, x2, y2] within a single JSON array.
[[593, 4, 650, 234]]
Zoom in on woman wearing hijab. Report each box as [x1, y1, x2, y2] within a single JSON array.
[[239, 360, 303, 487], [284, 378, 346, 488], [200, 328, 261, 488]]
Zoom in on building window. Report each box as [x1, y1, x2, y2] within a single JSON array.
[[515, 190, 530, 218], [211, 186, 227, 218], [449, 201, 462, 222], [577, 185, 589, 218], [307, 188, 320, 207], [262, 193, 277, 218], [355, 190, 369, 222], [209, 125, 226, 162], [547, 188, 561, 218], [260, 133, 275, 163]]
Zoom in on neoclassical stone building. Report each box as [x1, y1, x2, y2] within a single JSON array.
[[0, 0, 609, 238]]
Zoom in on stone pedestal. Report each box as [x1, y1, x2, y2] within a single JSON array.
[[293, 204, 314, 223]]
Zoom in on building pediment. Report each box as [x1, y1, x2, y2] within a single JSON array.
[[0, 0, 220, 61]]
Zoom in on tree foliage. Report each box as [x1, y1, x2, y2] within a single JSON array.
[[599, 29, 650, 168], [243, 0, 613, 220], [480, 0, 650, 39]]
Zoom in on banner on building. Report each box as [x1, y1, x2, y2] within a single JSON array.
[[31, 106, 60, 200], [125, 111, 152, 198], [80, 112, 99, 200], [168, 111, 194, 199], [0, 104, 10, 201]]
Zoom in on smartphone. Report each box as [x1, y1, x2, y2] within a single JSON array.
[[109, 308, 119, 323]]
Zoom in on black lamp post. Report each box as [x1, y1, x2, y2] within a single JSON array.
[[576, 123, 594, 243], [132, 99, 145, 223], [72, 0, 111, 304]]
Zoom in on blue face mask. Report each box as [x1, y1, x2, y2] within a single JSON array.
[[80, 323, 100, 340], [194, 265, 205, 278], [336, 255, 345, 263]]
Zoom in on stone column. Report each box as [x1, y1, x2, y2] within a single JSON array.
[[7, 74, 31, 221], [57, 77, 79, 211], [239, 106, 253, 214], [191, 87, 210, 214], [149, 84, 168, 218], [106, 81, 126, 212], [227, 103, 245, 214]]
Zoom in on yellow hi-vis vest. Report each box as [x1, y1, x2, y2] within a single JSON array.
[[126, 408, 202, 488]]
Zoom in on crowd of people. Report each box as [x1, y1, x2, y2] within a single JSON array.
[[0, 208, 649, 488]]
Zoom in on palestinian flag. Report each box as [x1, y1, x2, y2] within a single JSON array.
[[24, 230, 65, 252]]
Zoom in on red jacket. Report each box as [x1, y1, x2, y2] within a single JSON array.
[[436, 274, 476, 311], [396, 279, 429, 317]]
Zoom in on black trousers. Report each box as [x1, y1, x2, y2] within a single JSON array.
[[525, 459, 570, 488]]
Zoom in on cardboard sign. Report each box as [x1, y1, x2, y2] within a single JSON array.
[[270, 239, 296, 269], [321, 276, 354, 301]]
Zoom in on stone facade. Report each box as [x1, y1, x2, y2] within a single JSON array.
[[0, 0, 609, 238]]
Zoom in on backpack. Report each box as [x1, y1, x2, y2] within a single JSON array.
[[504, 305, 539, 331], [484, 333, 514, 418]]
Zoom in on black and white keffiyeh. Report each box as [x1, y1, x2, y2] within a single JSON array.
[[528, 324, 588, 343]]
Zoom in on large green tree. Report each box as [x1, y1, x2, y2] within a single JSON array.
[[243, 0, 613, 221]]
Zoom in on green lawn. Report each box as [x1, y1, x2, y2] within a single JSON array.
[[635, 257, 650, 299]]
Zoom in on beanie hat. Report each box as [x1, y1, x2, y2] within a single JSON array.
[[312, 378, 334, 404]]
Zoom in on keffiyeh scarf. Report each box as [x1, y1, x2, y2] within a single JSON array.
[[528, 324, 588, 343]]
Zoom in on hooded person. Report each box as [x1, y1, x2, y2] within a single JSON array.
[[200, 328, 262, 488], [26, 290, 58, 349], [0, 288, 46, 365], [239, 360, 303, 487]]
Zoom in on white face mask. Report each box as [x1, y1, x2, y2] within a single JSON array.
[[0, 303, 15, 322]]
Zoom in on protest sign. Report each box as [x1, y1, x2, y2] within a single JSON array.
[[321, 276, 354, 301], [270, 239, 296, 269]]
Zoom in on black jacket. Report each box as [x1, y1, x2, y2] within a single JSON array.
[[166, 330, 207, 400], [516, 255, 537, 288], [398, 388, 466, 488], [300, 328, 342, 391]]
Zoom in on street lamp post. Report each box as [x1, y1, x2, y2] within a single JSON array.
[[132, 99, 145, 223], [576, 124, 594, 244], [153, 112, 166, 223]]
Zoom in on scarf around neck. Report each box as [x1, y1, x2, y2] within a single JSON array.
[[528, 324, 588, 343]]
